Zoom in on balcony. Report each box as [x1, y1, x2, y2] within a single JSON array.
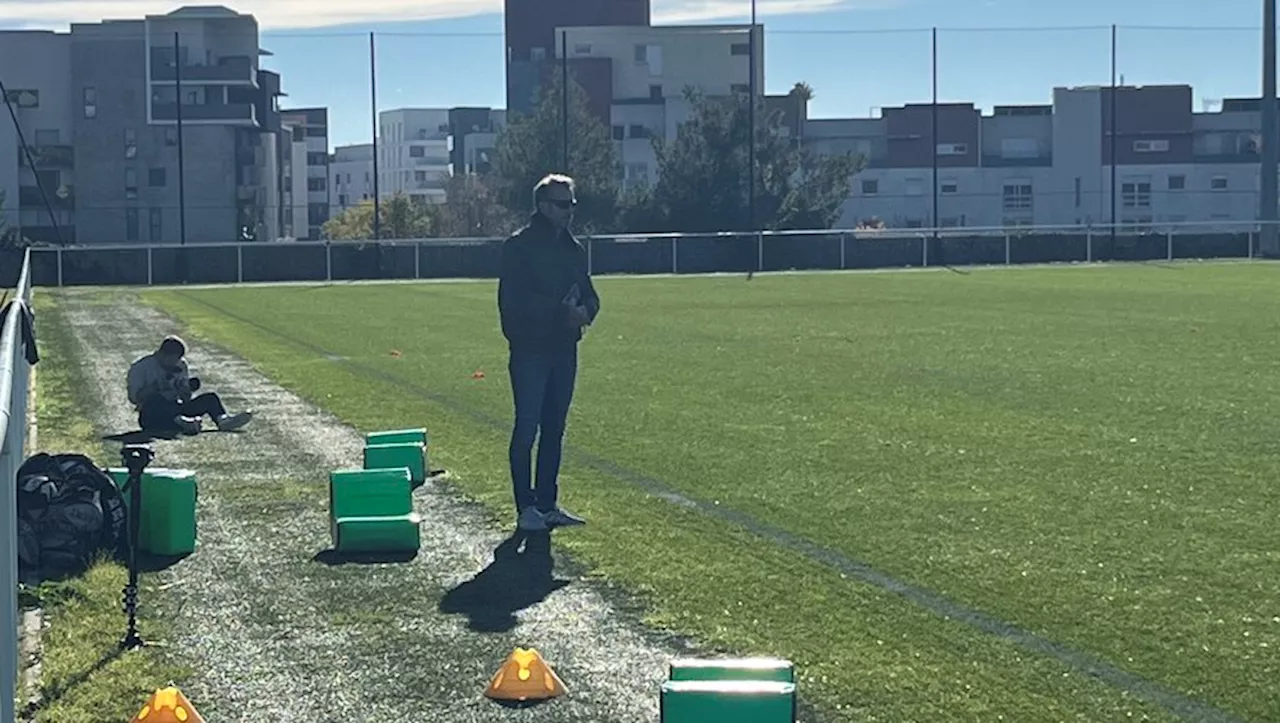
[[152, 103, 257, 124], [151, 55, 255, 84], [19, 184, 73, 209], [19, 145, 74, 169]]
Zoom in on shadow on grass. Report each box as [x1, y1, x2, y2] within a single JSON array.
[[311, 548, 419, 566], [103, 426, 251, 446], [438, 531, 571, 634], [21, 643, 126, 719]]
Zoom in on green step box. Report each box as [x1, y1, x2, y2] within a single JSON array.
[[362, 442, 426, 485], [365, 428, 427, 447], [107, 467, 198, 557], [328, 468, 413, 523], [669, 657, 795, 684], [332, 513, 422, 553], [660, 680, 797, 723]]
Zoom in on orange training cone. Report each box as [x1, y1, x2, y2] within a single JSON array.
[[132, 686, 204, 722], [485, 647, 567, 702]]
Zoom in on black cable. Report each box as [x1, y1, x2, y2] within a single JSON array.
[[0, 76, 66, 246]]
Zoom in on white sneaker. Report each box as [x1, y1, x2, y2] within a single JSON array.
[[216, 411, 253, 432], [517, 506, 548, 531], [173, 415, 202, 436], [543, 507, 586, 527]]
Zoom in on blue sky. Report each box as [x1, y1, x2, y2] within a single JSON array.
[[3, 0, 1272, 146]]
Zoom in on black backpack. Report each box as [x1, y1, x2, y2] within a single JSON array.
[[15, 453, 128, 577]]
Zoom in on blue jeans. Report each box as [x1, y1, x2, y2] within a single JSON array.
[[508, 346, 578, 513]]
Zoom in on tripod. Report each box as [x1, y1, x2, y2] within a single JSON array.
[[119, 443, 154, 650]]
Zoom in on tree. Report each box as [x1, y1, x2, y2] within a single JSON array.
[[321, 192, 435, 240], [432, 174, 521, 238], [629, 87, 861, 233], [493, 70, 620, 233]]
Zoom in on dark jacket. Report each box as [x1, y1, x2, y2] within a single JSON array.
[[498, 213, 601, 352]]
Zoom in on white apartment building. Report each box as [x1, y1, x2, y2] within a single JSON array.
[[811, 84, 1271, 230], [330, 143, 374, 217], [555, 23, 763, 188], [378, 108, 452, 204]]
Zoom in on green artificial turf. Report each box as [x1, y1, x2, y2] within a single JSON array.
[[139, 263, 1279, 721], [22, 293, 190, 722]]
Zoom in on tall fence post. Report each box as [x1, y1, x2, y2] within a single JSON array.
[[839, 232, 847, 270], [587, 238, 593, 275], [237, 244, 244, 284], [1004, 234, 1011, 265], [147, 247, 153, 285], [921, 233, 929, 267], [414, 243, 421, 279], [326, 242, 333, 282], [756, 232, 764, 273], [1086, 229, 1094, 263], [56, 246, 63, 287], [1166, 230, 1174, 261], [671, 237, 679, 275]]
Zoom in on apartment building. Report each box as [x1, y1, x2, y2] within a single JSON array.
[[815, 84, 1274, 230], [0, 5, 283, 245], [449, 107, 506, 175], [279, 107, 329, 239], [377, 108, 452, 204], [330, 143, 374, 217], [554, 23, 764, 188], [505, 0, 650, 117]]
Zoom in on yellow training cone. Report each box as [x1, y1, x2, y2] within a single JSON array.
[[485, 647, 567, 702], [132, 686, 204, 723]]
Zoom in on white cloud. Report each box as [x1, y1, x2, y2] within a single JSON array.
[[0, 0, 863, 31]]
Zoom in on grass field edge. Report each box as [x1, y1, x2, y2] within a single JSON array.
[[21, 292, 192, 722]]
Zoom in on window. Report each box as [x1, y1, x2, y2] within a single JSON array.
[[165, 127, 178, 146], [936, 143, 967, 156], [940, 181, 958, 195], [649, 85, 662, 99], [861, 179, 878, 195], [83, 87, 97, 119], [634, 44, 648, 62], [410, 145, 425, 157], [306, 127, 326, 138], [149, 208, 163, 242], [125, 208, 139, 241], [612, 125, 625, 141], [1211, 176, 1228, 191], [628, 125, 650, 139], [125, 129, 137, 158], [1002, 180, 1033, 211], [149, 168, 166, 187], [308, 177, 326, 192], [306, 152, 327, 166], [1133, 139, 1170, 153], [4, 89, 39, 109], [1121, 179, 1151, 208], [125, 168, 137, 199], [1168, 175, 1185, 190], [731, 42, 751, 56]]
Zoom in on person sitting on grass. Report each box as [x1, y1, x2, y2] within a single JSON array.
[[127, 335, 253, 436]]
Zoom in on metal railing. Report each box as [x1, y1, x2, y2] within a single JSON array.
[[2, 220, 1274, 288], [0, 249, 35, 723]]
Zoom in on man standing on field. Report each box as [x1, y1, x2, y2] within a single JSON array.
[[498, 173, 600, 532]]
